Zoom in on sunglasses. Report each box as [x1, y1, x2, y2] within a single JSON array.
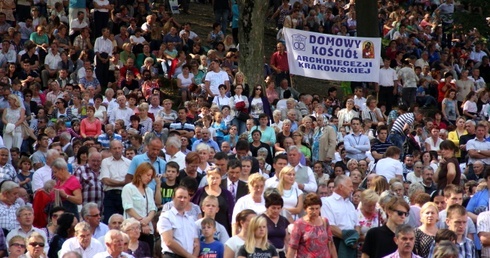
[[10, 243, 26, 248], [29, 242, 45, 247], [392, 209, 408, 217], [255, 88, 262, 90]]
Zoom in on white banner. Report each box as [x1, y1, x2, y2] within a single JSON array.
[[283, 28, 381, 82]]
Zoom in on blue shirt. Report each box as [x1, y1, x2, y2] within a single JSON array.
[[467, 188, 489, 215], [127, 153, 166, 192], [97, 133, 122, 148], [343, 132, 371, 160], [199, 240, 224, 258], [192, 139, 220, 152]]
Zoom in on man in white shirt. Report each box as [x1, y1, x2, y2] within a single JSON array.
[[69, 11, 88, 36], [157, 186, 199, 258], [94, 230, 134, 258], [321, 175, 360, 250], [406, 161, 424, 184], [467, 124, 490, 166], [32, 149, 60, 192], [99, 140, 130, 223], [165, 136, 186, 169], [59, 222, 105, 258], [204, 59, 230, 101], [109, 95, 133, 126], [179, 22, 199, 41], [376, 57, 398, 113], [288, 146, 317, 193], [41, 42, 62, 89], [93, 27, 113, 89], [265, 154, 288, 188]]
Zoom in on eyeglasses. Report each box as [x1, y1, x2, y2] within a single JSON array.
[[10, 243, 26, 248], [29, 242, 45, 247], [392, 209, 408, 217], [87, 213, 101, 217], [255, 88, 262, 91]]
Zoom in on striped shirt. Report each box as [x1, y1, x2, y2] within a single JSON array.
[[391, 113, 415, 134], [371, 139, 392, 159]]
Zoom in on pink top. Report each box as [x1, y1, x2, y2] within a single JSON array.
[[80, 118, 101, 137], [51, 175, 82, 201], [289, 217, 333, 258]]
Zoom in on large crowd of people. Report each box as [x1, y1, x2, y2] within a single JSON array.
[[0, 0, 487, 257]]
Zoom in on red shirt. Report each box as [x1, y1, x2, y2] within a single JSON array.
[[270, 51, 289, 72], [120, 65, 140, 78]]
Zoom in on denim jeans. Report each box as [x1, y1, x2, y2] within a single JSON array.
[[388, 132, 405, 151], [215, 9, 229, 34]]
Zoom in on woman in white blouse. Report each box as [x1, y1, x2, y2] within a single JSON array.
[[277, 165, 303, 221], [229, 84, 249, 135], [121, 162, 157, 255], [337, 98, 359, 133], [231, 173, 266, 235], [93, 94, 107, 123]]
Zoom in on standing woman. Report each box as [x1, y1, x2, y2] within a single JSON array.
[[2, 94, 25, 149], [80, 106, 101, 138], [121, 162, 157, 256], [237, 216, 279, 258], [277, 165, 304, 220], [414, 202, 439, 258], [232, 174, 267, 235], [261, 193, 290, 258], [337, 99, 358, 133], [441, 89, 459, 125], [229, 84, 249, 135], [435, 140, 461, 191], [447, 117, 467, 161], [356, 189, 380, 255], [288, 193, 338, 258], [51, 158, 82, 219], [224, 209, 257, 258], [249, 85, 273, 122], [232, 72, 250, 97]]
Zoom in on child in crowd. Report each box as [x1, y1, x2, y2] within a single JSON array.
[[198, 217, 224, 258], [195, 195, 229, 244], [157, 161, 179, 206], [211, 111, 227, 147]]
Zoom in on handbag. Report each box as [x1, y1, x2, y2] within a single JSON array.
[[21, 122, 35, 140], [236, 111, 249, 122]]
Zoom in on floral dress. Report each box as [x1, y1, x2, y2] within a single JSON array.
[[289, 217, 333, 258], [311, 127, 323, 163], [357, 208, 381, 257]]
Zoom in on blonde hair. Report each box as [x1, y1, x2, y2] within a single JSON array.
[[248, 173, 266, 193], [138, 102, 149, 111], [244, 216, 269, 254], [8, 94, 21, 108], [360, 189, 379, 204], [420, 202, 439, 223], [277, 165, 295, 195]]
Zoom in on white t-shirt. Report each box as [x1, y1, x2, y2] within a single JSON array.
[[205, 70, 229, 96], [375, 157, 403, 181], [177, 72, 194, 88]]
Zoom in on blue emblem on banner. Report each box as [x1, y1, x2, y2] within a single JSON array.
[[292, 34, 307, 51]]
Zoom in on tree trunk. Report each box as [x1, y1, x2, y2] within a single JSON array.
[[237, 0, 269, 95], [356, 0, 379, 37]]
